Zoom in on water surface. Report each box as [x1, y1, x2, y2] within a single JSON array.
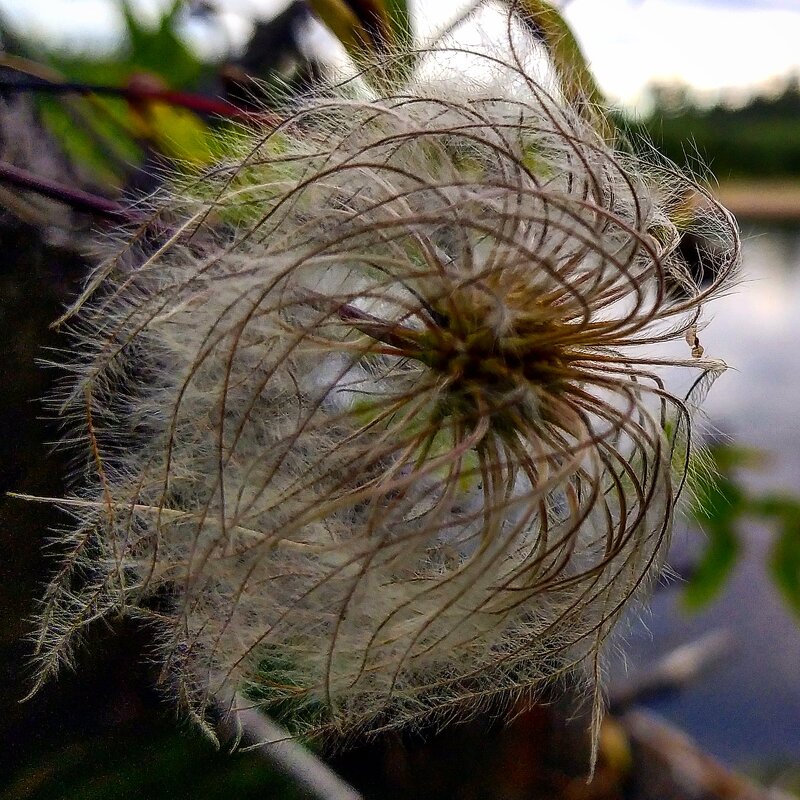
[[622, 223, 800, 766]]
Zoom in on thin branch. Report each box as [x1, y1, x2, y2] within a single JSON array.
[[0, 54, 162, 169], [218, 694, 363, 800], [0, 76, 279, 125], [609, 629, 733, 712], [0, 160, 129, 220]]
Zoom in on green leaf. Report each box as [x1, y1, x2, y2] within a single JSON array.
[[749, 494, 800, 520], [7, 0, 213, 187], [36, 95, 140, 188], [512, 0, 612, 139], [118, 0, 203, 88], [769, 510, 800, 618], [307, 0, 414, 87], [689, 464, 745, 526], [711, 443, 767, 474], [683, 518, 740, 611], [129, 99, 215, 165], [684, 469, 744, 610]]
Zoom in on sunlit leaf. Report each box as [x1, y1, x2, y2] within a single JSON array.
[[124, 75, 216, 166], [307, 0, 414, 86], [3, 0, 212, 185], [513, 0, 612, 138]]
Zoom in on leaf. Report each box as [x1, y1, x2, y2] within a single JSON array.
[[513, 0, 612, 139], [711, 443, 768, 474], [307, 0, 372, 60], [307, 0, 414, 87], [683, 519, 740, 611], [743, 494, 800, 618], [689, 462, 745, 524], [769, 507, 800, 619], [119, 0, 203, 88], [123, 75, 216, 166], [36, 95, 138, 187], [4, 0, 211, 186], [684, 472, 744, 610], [749, 493, 800, 520]]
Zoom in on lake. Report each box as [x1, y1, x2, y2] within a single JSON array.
[[620, 222, 800, 767]]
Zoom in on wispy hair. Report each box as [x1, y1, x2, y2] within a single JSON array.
[[30, 40, 739, 752]]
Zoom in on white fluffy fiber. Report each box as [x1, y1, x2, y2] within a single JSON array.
[[33, 47, 739, 746]]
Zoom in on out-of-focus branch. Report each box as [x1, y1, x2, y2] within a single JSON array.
[[609, 629, 733, 712], [622, 708, 795, 800], [0, 75, 279, 125], [0, 160, 128, 220], [218, 694, 363, 800]]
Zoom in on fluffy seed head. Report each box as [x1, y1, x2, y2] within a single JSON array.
[[33, 46, 739, 744]]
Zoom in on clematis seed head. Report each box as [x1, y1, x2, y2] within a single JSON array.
[[31, 43, 739, 750]]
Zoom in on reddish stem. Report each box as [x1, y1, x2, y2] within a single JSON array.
[[0, 160, 130, 220], [0, 77, 279, 125]]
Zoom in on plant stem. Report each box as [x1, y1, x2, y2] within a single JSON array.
[[0, 160, 128, 220], [0, 77, 278, 125], [220, 694, 363, 800]]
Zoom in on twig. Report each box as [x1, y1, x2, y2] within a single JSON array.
[[622, 708, 788, 800], [218, 694, 363, 800], [609, 629, 733, 712], [0, 76, 278, 125], [0, 160, 129, 220], [0, 55, 156, 170]]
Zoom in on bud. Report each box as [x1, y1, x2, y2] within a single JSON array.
[[33, 48, 739, 747]]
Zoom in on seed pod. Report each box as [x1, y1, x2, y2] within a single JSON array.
[[32, 48, 739, 748]]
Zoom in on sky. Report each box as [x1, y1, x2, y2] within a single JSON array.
[[562, 0, 800, 105], [2, 0, 800, 107]]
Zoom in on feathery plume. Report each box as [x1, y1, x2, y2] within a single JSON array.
[[30, 38, 739, 750]]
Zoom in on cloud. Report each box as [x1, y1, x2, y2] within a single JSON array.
[[565, 0, 800, 105], [690, 0, 800, 8]]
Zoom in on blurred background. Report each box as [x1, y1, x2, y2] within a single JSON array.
[[1, 0, 799, 797]]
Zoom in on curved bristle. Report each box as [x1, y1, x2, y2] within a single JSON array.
[[31, 41, 739, 748]]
